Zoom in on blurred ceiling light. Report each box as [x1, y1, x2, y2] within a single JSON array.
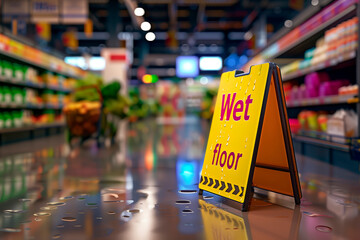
[[141, 21, 151, 31], [200, 77, 209, 85], [145, 32, 156, 41], [311, 0, 319, 6], [284, 20, 293, 28], [198, 44, 207, 52], [210, 44, 218, 52], [134, 7, 145, 16], [244, 31, 253, 40]]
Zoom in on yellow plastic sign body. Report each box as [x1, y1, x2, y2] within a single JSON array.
[[199, 63, 301, 211]]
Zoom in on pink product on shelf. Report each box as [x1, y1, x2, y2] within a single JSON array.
[[304, 72, 330, 98], [305, 72, 330, 89], [290, 86, 299, 101], [306, 86, 319, 98], [299, 85, 307, 100], [319, 80, 350, 96]]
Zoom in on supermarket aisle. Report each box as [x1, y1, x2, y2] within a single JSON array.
[[0, 118, 359, 240]]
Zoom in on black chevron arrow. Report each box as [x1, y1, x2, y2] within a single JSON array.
[[233, 219, 239, 228], [219, 181, 226, 190], [203, 176, 208, 185], [213, 179, 219, 189], [225, 183, 233, 193], [239, 187, 244, 197], [233, 185, 240, 195], [219, 212, 225, 220], [200, 176, 203, 184], [207, 178, 214, 187]]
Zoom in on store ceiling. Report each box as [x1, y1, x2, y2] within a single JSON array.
[[42, 0, 309, 79]]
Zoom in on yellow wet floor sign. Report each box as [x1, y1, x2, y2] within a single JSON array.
[[199, 63, 302, 211]]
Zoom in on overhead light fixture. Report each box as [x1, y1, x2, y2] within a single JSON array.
[[284, 20, 293, 28], [311, 0, 319, 6], [141, 21, 151, 31], [145, 32, 156, 41], [134, 7, 145, 16], [200, 77, 209, 85], [244, 31, 253, 40]]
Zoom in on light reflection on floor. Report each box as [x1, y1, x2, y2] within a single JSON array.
[[0, 117, 359, 239]]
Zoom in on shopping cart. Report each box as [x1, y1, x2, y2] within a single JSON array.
[[63, 85, 104, 148]]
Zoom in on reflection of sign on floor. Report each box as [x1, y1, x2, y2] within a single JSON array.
[[199, 199, 249, 240], [199, 63, 301, 211], [200, 198, 302, 240]]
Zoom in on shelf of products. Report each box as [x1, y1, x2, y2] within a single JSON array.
[[0, 34, 85, 79], [0, 109, 63, 130], [243, 0, 360, 162], [282, 51, 356, 81], [245, 0, 357, 69], [0, 35, 83, 143], [281, 15, 358, 78]]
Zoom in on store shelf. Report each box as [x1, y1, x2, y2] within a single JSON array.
[[0, 103, 63, 110], [0, 48, 81, 80], [271, 4, 356, 59], [244, 0, 357, 70], [0, 78, 45, 89], [0, 78, 72, 93], [286, 93, 358, 108], [0, 123, 65, 134], [46, 86, 72, 93], [292, 134, 350, 152], [282, 51, 356, 81]]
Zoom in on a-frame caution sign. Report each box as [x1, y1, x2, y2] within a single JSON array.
[[199, 63, 302, 211]]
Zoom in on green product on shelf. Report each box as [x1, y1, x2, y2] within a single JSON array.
[[43, 90, 53, 105], [0, 60, 3, 79], [2, 61, 13, 79], [2, 86, 12, 104], [12, 111, 23, 127], [3, 112, 13, 128], [45, 110, 55, 123], [12, 87, 23, 104], [0, 86, 3, 103], [22, 65, 29, 81], [21, 88, 26, 103], [304, 48, 315, 60], [13, 63, 24, 81], [0, 113, 3, 129]]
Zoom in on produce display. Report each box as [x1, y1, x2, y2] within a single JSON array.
[[199, 88, 217, 120], [63, 101, 101, 136], [157, 82, 184, 118]]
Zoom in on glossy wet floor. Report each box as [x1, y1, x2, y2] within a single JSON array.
[[0, 118, 359, 239]]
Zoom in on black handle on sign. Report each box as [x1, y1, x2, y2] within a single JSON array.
[[235, 70, 245, 77]]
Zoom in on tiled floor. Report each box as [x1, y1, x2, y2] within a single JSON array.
[[0, 118, 359, 239]]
